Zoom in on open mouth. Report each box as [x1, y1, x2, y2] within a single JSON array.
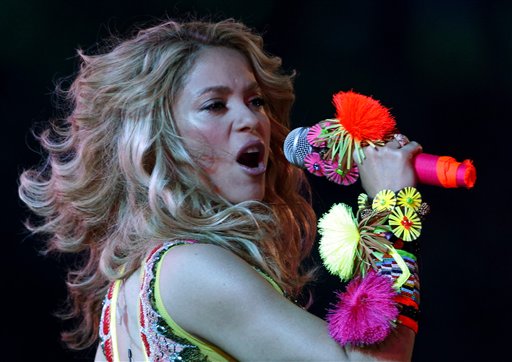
[[236, 142, 265, 169], [237, 151, 260, 168]]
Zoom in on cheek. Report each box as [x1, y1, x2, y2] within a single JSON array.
[[193, 130, 225, 152], [179, 117, 225, 147], [182, 130, 226, 170], [265, 121, 272, 142], [264, 118, 273, 146]]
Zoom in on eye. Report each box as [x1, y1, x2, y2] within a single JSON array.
[[249, 96, 266, 109], [201, 100, 226, 112]]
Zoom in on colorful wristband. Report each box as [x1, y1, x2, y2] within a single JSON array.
[[318, 187, 428, 346]]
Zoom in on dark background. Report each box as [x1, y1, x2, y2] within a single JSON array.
[[2, 0, 509, 361]]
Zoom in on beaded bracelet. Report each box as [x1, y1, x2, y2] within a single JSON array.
[[318, 187, 429, 346], [375, 250, 421, 334]]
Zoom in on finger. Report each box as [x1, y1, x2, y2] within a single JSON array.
[[393, 133, 410, 147], [384, 139, 402, 149], [353, 143, 372, 163], [401, 141, 423, 156]]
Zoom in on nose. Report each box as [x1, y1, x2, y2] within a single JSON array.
[[235, 103, 261, 132]]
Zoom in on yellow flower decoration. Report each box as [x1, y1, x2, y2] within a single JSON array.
[[397, 187, 422, 210], [372, 189, 396, 211], [389, 206, 422, 241], [318, 203, 360, 281], [357, 193, 369, 210]]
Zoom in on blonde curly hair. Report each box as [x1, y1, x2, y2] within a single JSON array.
[[18, 18, 317, 349]]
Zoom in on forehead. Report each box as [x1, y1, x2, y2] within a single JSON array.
[[183, 47, 257, 93]]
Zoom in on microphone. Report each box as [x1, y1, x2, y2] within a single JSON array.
[[283, 127, 311, 168], [284, 126, 476, 189]]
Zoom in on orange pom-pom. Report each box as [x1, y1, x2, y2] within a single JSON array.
[[333, 91, 397, 142]]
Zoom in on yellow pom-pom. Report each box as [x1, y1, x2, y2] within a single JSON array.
[[318, 203, 360, 281]]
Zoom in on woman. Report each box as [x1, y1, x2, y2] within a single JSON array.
[[19, 19, 422, 361]]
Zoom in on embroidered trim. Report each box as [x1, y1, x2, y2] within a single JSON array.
[[99, 280, 121, 362], [139, 241, 209, 361]]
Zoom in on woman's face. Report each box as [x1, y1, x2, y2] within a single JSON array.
[[174, 47, 271, 203]]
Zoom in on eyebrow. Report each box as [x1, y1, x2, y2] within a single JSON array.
[[195, 82, 262, 97]]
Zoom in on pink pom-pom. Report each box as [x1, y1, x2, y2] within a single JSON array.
[[324, 159, 359, 186], [304, 153, 325, 176], [307, 123, 327, 147], [327, 270, 399, 346]]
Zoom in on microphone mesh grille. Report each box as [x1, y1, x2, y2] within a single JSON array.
[[283, 127, 311, 168]]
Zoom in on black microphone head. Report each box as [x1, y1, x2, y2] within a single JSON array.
[[283, 127, 311, 168]]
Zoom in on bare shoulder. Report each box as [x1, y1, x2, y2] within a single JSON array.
[[160, 242, 251, 270], [157, 243, 356, 360], [159, 242, 265, 287], [158, 243, 277, 308], [157, 243, 289, 347]]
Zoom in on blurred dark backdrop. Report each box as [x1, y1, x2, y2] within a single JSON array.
[[2, 0, 509, 361]]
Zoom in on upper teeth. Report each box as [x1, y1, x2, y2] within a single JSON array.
[[245, 147, 259, 153]]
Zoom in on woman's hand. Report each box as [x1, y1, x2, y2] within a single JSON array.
[[355, 136, 423, 198]]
